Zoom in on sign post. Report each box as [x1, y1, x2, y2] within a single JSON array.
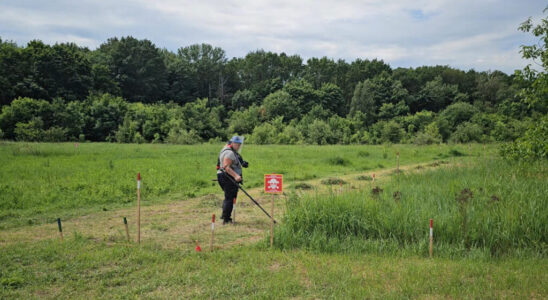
[[264, 174, 283, 248], [137, 173, 141, 244]]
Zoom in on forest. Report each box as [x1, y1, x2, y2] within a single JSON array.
[[0, 15, 546, 148]]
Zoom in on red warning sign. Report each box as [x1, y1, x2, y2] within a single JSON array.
[[264, 174, 283, 194]]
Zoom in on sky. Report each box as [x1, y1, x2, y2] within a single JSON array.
[[0, 0, 546, 73]]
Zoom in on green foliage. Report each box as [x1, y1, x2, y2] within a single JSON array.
[[14, 117, 44, 141], [381, 120, 405, 143], [249, 122, 277, 144], [449, 122, 484, 143], [501, 114, 547, 160], [96, 37, 167, 102], [262, 90, 298, 121], [414, 122, 442, 145], [306, 120, 334, 145]]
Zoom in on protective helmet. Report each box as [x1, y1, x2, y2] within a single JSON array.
[[230, 136, 244, 144]]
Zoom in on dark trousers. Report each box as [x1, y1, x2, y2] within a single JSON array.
[[217, 173, 239, 220]]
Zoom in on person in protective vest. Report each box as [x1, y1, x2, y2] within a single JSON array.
[[217, 136, 248, 224]]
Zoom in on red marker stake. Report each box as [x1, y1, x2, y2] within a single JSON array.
[[210, 214, 215, 251], [137, 173, 141, 244], [195, 240, 202, 252], [429, 219, 433, 258]]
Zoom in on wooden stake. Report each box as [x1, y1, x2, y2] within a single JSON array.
[[210, 214, 215, 251], [123, 217, 130, 242], [429, 219, 433, 258], [137, 173, 141, 244], [57, 218, 63, 241], [270, 194, 275, 248]]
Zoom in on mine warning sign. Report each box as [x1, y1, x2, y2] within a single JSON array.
[[264, 174, 283, 194]]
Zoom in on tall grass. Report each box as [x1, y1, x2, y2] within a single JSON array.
[[274, 158, 548, 257]]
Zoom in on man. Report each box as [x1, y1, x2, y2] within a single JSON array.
[[217, 136, 248, 224]]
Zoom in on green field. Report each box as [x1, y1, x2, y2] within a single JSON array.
[[0, 142, 482, 229], [1, 142, 547, 299]]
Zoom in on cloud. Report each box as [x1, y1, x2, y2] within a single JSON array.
[[0, 0, 545, 73]]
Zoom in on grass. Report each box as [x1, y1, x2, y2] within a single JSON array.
[[274, 157, 548, 257], [2, 142, 546, 298], [0, 236, 547, 299], [0, 142, 487, 229]]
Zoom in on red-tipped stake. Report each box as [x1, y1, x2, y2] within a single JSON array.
[[195, 240, 202, 252], [137, 173, 141, 244], [372, 173, 376, 187], [210, 214, 215, 251], [429, 219, 433, 258]]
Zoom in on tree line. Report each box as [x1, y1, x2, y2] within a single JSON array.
[[0, 12, 546, 148]]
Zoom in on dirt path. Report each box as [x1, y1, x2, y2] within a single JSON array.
[[0, 160, 450, 250]]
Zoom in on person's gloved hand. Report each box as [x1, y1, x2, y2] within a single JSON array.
[[242, 160, 249, 168]]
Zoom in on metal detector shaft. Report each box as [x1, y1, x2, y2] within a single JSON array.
[[219, 170, 277, 224]]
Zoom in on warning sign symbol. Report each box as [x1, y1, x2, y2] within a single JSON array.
[[264, 174, 283, 194]]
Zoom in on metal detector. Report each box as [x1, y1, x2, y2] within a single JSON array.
[[216, 169, 278, 224]]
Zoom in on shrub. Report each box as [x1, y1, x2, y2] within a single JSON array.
[[14, 118, 44, 141], [165, 128, 202, 144], [449, 122, 483, 143], [381, 120, 404, 143], [306, 120, 334, 145], [250, 122, 277, 144], [501, 114, 547, 160], [277, 125, 304, 144], [43, 127, 68, 142]]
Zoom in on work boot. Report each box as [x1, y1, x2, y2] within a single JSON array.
[[223, 218, 233, 225]]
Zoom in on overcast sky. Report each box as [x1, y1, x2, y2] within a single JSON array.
[[0, 0, 546, 73]]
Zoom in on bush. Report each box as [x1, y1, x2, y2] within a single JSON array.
[[381, 120, 404, 143], [250, 122, 277, 144], [449, 122, 483, 143], [165, 128, 202, 144], [501, 114, 547, 160], [277, 125, 304, 144], [306, 120, 334, 145], [43, 127, 68, 142], [14, 118, 44, 141], [414, 122, 442, 145]]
